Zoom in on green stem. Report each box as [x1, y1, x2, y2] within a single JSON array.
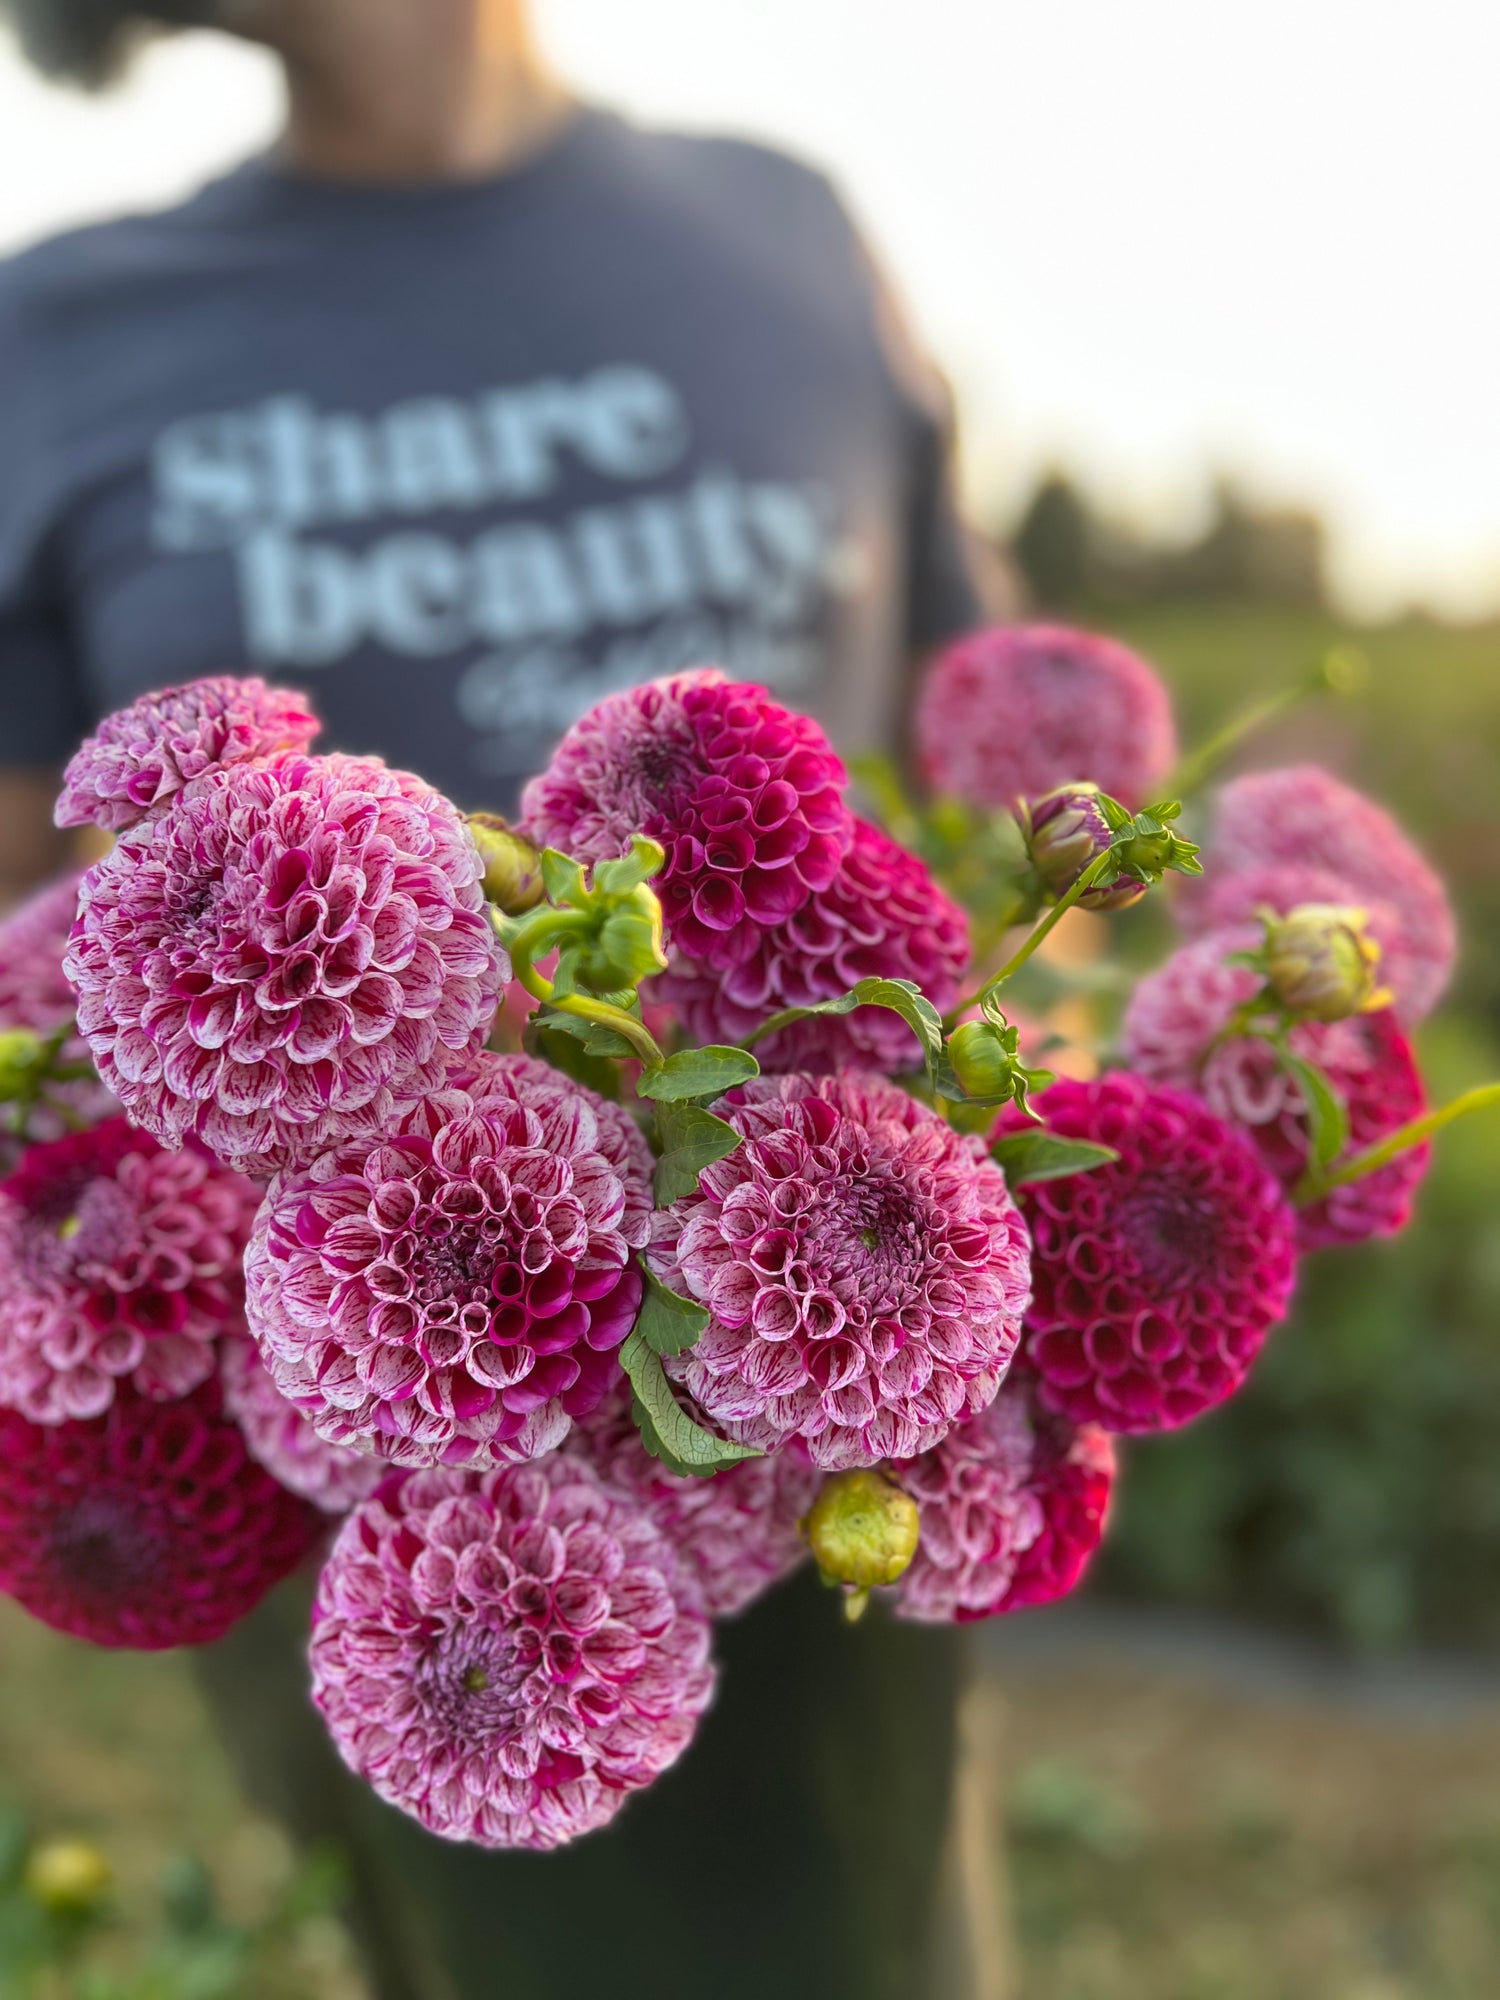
[[551, 993, 665, 1068], [944, 853, 1114, 1025], [1168, 646, 1366, 798], [1297, 1081, 1500, 1201], [493, 907, 664, 1066]]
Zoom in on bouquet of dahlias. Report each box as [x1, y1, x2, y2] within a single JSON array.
[[0, 637, 1488, 1861]]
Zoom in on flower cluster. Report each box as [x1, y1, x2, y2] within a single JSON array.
[[0, 653, 1467, 1858]]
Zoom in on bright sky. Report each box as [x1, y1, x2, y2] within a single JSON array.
[[1, 0, 1496, 618]]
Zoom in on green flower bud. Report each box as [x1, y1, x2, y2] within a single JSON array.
[[1262, 903, 1389, 1022], [804, 1469, 920, 1600], [0, 1028, 47, 1104], [947, 1020, 1016, 1100], [1019, 784, 1147, 913], [25, 1840, 112, 1915], [564, 884, 667, 997], [467, 815, 545, 914]]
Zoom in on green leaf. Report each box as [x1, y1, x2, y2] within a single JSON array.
[[746, 977, 946, 1082], [539, 848, 587, 906], [1281, 1050, 1350, 1168], [637, 1046, 761, 1102], [524, 1021, 624, 1099], [619, 1331, 762, 1477], [532, 1008, 638, 1061], [592, 834, 666, 897], [992, 1130, 1120, 1184], [634, 1261, 710, 1355], [653, 1100, 744, 1206]]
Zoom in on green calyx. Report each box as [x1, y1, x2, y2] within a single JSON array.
[[1258, 903, 1390, 1023], [804, 1469, 920, 1621], [497, 837, 669, 1008]]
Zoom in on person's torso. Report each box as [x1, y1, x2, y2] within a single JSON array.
[[10, 113, 920, 808]]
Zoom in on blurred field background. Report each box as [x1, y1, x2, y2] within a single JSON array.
[[5, 482, 1500, 1996]]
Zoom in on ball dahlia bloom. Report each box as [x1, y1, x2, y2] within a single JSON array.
[[655, 818, 970, 1075], [568, 1388, 819, 1616], [0, 874, 118, 1159], [891, 1378, 1114, 1624], [654, 1072, 1032, 1470], [246, 1055, 653, 1472], [1122, 930, 1429, 1251], [65, 752, 505, 1174], [219, 1337, 383, 1514], [1185, 766, 1455, 1020], [519, 670, 853, 969], [55, 675, 320, 833], [310, 1461, 715, 1849], [0, 1378, 320, 1648], [0, 1118, 258, 1425], [1009, 1072, 1298, 1432], [916, 624, 1178, 811]]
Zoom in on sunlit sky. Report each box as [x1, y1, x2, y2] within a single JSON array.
[[2, 0, 1496, 618]]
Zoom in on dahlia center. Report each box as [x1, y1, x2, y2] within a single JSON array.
[[820, 1171, 931, 1306], [415, 1623, 522, 1734], [17, 1175, 135, 1287], [407, 1221, 502, 1310], [49, 1497, 160, 1604], [1113, 1184, 1219, 1292]]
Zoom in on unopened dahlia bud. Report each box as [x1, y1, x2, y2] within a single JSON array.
[[1020, 784, 1146, 913], [25, 1840, 111, 1914], [0, 1028, 47, 1103], [467, 814, 544, 913], [574, 883, 667, 996], [947, 1017, 1052, 1114], [1262, 903, 1388, 1021], [805, 1469, 920, 1619]]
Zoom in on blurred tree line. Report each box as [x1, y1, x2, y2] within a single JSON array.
[[994, 473, 1500, 1654]]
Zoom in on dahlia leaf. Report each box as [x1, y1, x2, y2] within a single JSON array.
[[653, 1101, 744, 1206], [634, 1262, 710, 1355], [619, 1332, 762, 1477], [744, 978, 947, 1078], [524, 1019, 625, 1099], [992, 1130, 1120, 1184], [531, 1009, 638, 1061], [1281, 1050, 1350, 1168], [638, 1047, 760, 1103]]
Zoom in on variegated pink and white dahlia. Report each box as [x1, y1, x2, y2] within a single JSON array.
[[65, 752, 505, 1174], [916, 624, 1178, 811], [656, 817, 969, 1075], [1122, 930, 1430, 1250], [219, 1336, 383, 1514], [653, 1072, 1031, 1471], [246, 1055, 653, 1472], [0, 1118, 258, 1425], [56, 675, 320, 833], [568, 1387, 819, 1617], [310, 1461, 715, 1849], [1009, 1073, 1298, 1432], [519, 671, 853, 969], [1184, 766, 1455, 1020], [891, 1378, 1114, 1624]]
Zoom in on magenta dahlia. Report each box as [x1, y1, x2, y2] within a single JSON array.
[[1008, 1072, 1297, 1432], [891, 1377, 1114, 1624], [0, 874, 118, 1160], [519, 670, 853, 969], [219, 1337, 383, 1514], [246, 1054, 653, 1472], [56, 675, 320, 833], [310, 1460, 715, 1849], [65, 752, 505, 1174], [1122, 930, 1429, 1250], [656, 818, 969, 1075], [916, 624, 1178, 811], [0, 1377, 320, 1648], [654, 1072, 1031, 1470], [0, 1118, 258, 1425], [1186, 766, 1454, 1020], [568, 1387, 819, 1616]]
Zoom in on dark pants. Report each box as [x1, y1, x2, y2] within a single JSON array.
[[196, 1567, 965, 2000]]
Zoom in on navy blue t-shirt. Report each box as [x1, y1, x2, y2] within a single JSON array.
[[0, 109, 984, 810]]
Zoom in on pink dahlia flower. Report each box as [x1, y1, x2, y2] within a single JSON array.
[[246, 1054, 653, 1472], [568, 1387, 819, 1616], [56, 675, 319, 833], [1186, 766, 1455, 1020], [891, 1378, 1114, 1624], [916, 624, 1178, 811], [1122, 930, 1429, 1250], [220, 1337, 383, 1514], [310, 1461, 716, 1849], [0, 874, 118, 1162], [0, 1118, 258, 1425], [0, 1377, 320, 1648], [519, 670, 853, 969], [65, 752, 505, 1175], [655, 818, 970, 1075], [1008, 1072, 1297, 1432], [654, 1072, 1032, 1470]]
